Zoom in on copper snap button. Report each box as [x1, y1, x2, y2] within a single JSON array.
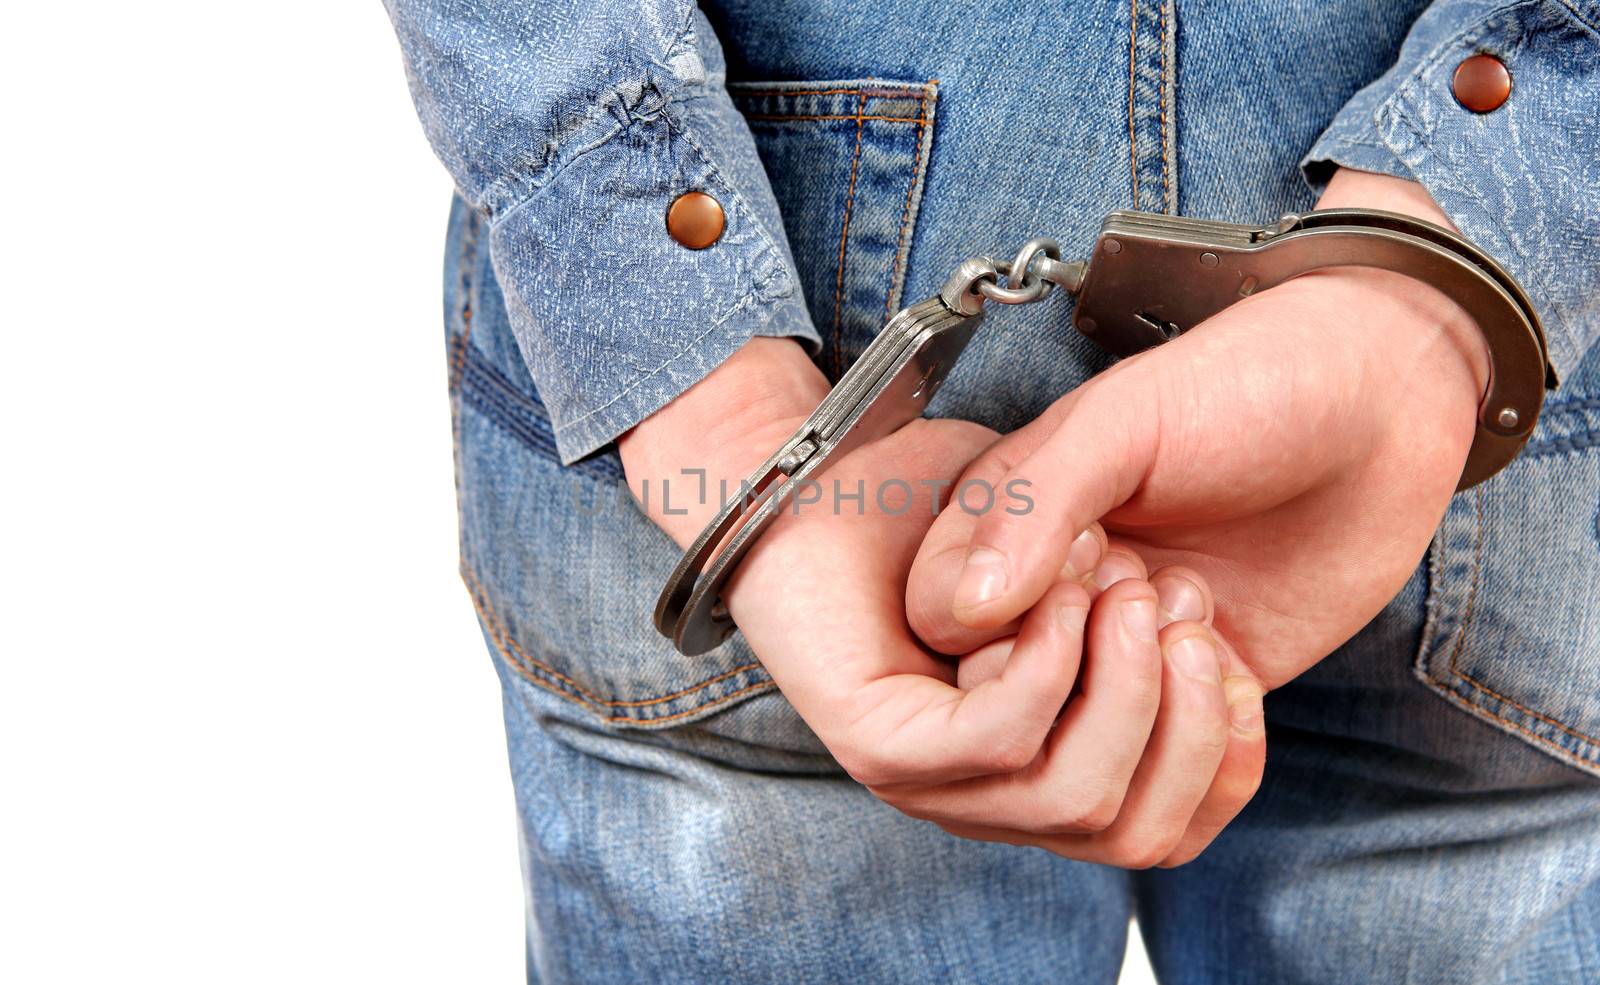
[[666, 191, 725, 250], [1452, 54, 1511, 113]]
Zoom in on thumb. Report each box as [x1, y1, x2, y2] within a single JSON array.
[[943, 376, 1158, 631]]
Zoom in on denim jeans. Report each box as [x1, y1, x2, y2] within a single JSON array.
[[440, 2, 1600, 980]]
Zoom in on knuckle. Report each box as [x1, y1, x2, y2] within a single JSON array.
[[1215, 763, 1265, 815], [907, 597, 972, 655], [982, 737, 1038, 775], [1156, 841, 1206, 869], [1106, 829, 1184, 870], [1044, 793, 1122, 835], [834, 746, 897, 788], [1192, 720, 1232, 761]]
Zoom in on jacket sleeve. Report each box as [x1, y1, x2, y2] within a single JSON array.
[[1302, 0, 1600, 383], [385, 0, 820, 462]]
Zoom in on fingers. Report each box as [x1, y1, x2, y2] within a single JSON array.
[[954, 636, 1012, 691], [892, 560, 1262, 868], [937, 621, 1236, 868], [1063, 621, 1231, 867], [1157, 634, 1266, 866], [1150, 564, 1214, 626], [950, 384, 1158, 630], [1084, 541, 1148, 601], [878, 578, 1164, 831], [954, 535, 1138, 688], [841, 581, 1091, 788], [909, 506, 1108, 655]]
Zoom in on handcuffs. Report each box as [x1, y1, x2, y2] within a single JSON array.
[[655, 208, 1554, 655]]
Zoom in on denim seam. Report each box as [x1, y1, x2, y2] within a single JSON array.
[[741, 112, 928, 124], [449, 213, 484, 591], [883, 83, 937, 323], [1521, 428, 1600, 459], [460, 562, 776, 722], [449, 210, 483, 392], [1543, 395, 1600, 416], [1429, 487, 1600, 768], [1158, 0, 1171, 213], [459, 349, 626, 481], [830, 90, 871, 378], [1127, 0, 1139, 205], [476, 4, 701, 217], [1424, 677, 1599, 773], [730, 84, 932, 100]]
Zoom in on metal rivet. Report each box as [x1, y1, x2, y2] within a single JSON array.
[[666, 191, 725, 249], [1078, 317, 1097, 335], [1103, 239, 1122, 255], [1453, 54, 1512, 113], [1199, 252, 1219, 267], [1496, 407, 1520, 430]]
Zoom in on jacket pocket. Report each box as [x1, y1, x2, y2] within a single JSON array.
[[730, 78, 939, 379], [1416, 343, 1600, 777]]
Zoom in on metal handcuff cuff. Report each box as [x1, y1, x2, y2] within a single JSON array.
[[655, 208, 1554, 655]]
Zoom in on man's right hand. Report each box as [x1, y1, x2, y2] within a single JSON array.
[[621, 339, 1264, 867], [723, 417, 1265, 868]]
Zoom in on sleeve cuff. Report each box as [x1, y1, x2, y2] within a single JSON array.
[[486, 18, 821, 464], [1302, 0, 1600, 383]]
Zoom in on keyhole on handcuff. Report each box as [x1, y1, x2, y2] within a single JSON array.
[[912, 361, 944, 400], [1136, 311, 1182, 341]]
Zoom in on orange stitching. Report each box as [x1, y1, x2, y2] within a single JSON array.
[[1158, 0, 1169, 211], [731, 86, 931, 101], [1128, 0, 1139, 206], [884, 85, 932, 323], [460, 563, 766, 711], [1444, 488, 1487, 673], [831, 89, 870, 378], [730, 86, 866, 99], [1441, 688, 1596, 771], [1451, 668, 1600, 746], [743, 113, 928, 124], [1442, 488, 1599, 751]]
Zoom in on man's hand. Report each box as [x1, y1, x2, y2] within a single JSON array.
[[725, 419, 1264, 867], [906, 169, 1489, 690], [622, 341, 1263, 867]]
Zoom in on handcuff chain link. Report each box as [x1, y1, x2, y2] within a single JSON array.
[[939, 237, 1088, 316]]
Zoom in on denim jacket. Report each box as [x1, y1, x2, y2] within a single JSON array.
[[387, 0, 1600, 462], [392, 0, 1600, 781]]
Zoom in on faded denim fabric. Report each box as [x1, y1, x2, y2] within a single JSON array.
[[406, 0, 1600, 981], [1302, 0, 1600, 381], [387, 2, 821, 461]]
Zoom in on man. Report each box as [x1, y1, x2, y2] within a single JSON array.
[[387, 1, 1600, 980]]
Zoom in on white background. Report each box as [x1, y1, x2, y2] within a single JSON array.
[[1, 4, 1154, 981]]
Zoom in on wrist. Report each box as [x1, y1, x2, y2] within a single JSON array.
[[1312, 168, 1491, 397], [619, 337, 829, 546]]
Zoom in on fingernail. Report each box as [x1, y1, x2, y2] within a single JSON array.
[[1168, 633, 1219, 683], [1059, 528, 1102, 581], [1224, 676, 1265, 733], [1155, 574, 1207, 626], [1120, 597, 1158, 643], [1095, 554, 1141, 592], [954, 547, 1009, 613]]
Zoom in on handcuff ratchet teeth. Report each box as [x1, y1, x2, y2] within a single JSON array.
[[655, 208, 1552, 656]]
